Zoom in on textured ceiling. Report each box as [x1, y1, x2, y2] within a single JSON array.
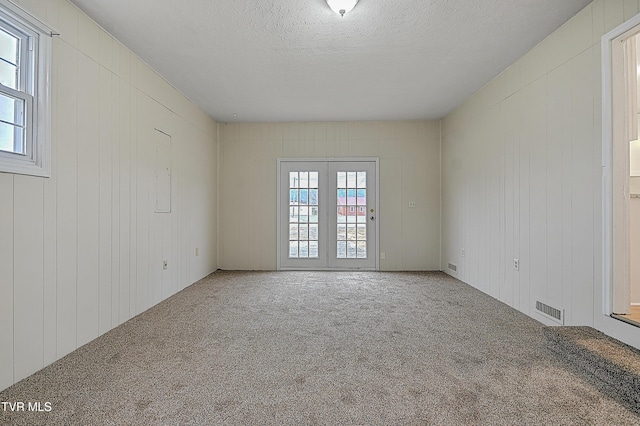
[[70, 0, 592, 123]]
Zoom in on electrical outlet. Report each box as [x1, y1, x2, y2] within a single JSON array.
[[163, 260, 168, 270], [195, 248, 199, 256], [380, 252, 386, 260], [408, 201, 416, 208], [514, 258, 519, 271], [461, 248, 465, 257]]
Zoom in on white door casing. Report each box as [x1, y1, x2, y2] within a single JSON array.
[[602, 18, 640, 315], [277, 158, 379, 270]]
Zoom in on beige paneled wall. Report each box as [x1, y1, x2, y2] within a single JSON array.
[[0, 0, 219, 391], [220, 121, 441, 271], [441, 0, 640, 347]]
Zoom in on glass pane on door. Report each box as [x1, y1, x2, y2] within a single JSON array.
[[279, 160, 376, 270], [336, 171, 367, 259], [288, 170, 319, 258]]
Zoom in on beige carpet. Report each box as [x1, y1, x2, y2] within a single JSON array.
[[0, 271, 638, 425]]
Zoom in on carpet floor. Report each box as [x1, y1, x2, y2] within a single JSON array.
[[0, 271, 638, 425]]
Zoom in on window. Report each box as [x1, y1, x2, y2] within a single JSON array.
[[0, 0, 52, 177]]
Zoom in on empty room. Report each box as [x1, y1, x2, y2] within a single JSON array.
[[1, 0, 640, 424]]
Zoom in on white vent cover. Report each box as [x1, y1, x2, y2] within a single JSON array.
[[448, 263, 457, 272], [535, 301, 564, 325]]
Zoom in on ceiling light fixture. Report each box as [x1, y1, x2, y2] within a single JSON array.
[[326, 0, 359, 17]]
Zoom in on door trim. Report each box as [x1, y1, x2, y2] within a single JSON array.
[[602, 16, 640, 316], [276, 157, 380, 271]]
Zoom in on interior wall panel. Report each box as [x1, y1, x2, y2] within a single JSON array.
[[98, 66, 113, 335], [0, 0, 219, 392], [55, 40, 79, 359], [43, 38, 60, 366], [118, 79, 132, 324], [441, 0, 640, 347], [0, 175, 14, 390], [220, 121, 441, 271], [76, 53, 101, 347], [13, 176, 45, 383]]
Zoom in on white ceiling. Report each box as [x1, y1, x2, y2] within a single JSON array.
[[70, 0, 592, 123]]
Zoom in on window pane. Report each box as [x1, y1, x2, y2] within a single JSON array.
[[347, 172, 356, 188], [357, 189, 366, 206], [0, 29, 18, 64], [357, 241, 367, 258], [0, 120, 23, 154], [337, 241, 346, 258], [289, 206, 298, 222], [300, 189, 308, 205], [347, 189, 356, 206], [337, 172, 346, 188], [309, 224, 318, 240], [357, 172, 366, 188], [289, 241, 298, 258], [289, 224, 298, 240], [289, 172, 298, 188], [289, 189, 298, 205], [0, 93, 24, 126], [299, 206, 308, 223], [347, 241, 357, 258], [299, 224, 309, 240], [309, 241, 319, 258], [309, 172, 318, 188], [299, 172, 308, 188], [309, 206, 319, 223], [299, 241, 309, 258], [357, 224, 367, 240], [347, 206, 357, 223], [347, 224, 356, 241], [337, 189, 346, 206], [309, 189, 318, 205], [337, 206, 346, 223], [0, 29, 18, 90], [337, 224, 346, 240], [0, 60, 17, 90]]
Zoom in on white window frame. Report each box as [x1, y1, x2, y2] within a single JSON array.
[[0, 0, 52, 177]]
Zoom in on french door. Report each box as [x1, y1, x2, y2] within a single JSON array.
[[278, 159, 378, 270]]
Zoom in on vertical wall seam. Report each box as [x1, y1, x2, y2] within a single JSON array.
[[75, 45, 79, 350], [439, 119, 443, 271], [41, 178, 45, 368], [11, 175, 15, 384], [216, 122, 220, 270]]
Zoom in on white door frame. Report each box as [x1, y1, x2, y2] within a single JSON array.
[[277, 157, 380, 271], [602, 17, 640, 315]]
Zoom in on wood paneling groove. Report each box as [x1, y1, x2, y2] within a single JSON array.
[[0, 0, 219, 392], [0, 174, 15, 390], [440, 0, 637, 343]]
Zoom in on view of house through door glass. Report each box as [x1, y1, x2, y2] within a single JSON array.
[[279, 160, 377, 270]]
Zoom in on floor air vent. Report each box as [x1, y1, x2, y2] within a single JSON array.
[[536, 301, 564, 325], [447, 263, 457, 272]]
